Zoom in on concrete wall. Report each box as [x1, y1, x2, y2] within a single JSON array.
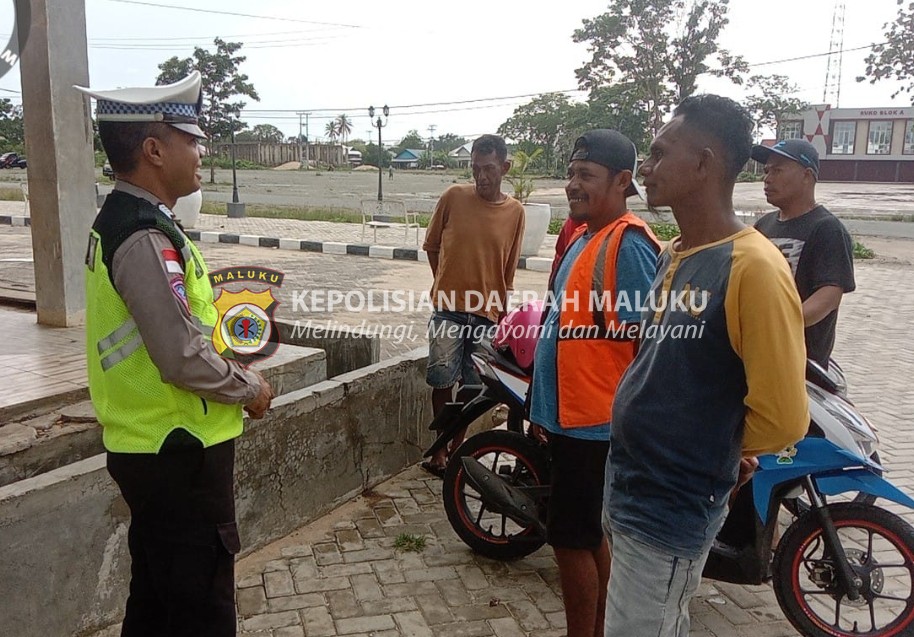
[[276, 319, 379, 378], [214, 142, 346, 167], [0, 345, 328, 489], [0, 349, 431, 637]]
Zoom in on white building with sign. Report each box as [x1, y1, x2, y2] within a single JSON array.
[[779, 105, 914, 182]]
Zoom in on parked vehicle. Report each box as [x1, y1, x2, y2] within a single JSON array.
[[0, 152, 26, 169], [424, 301, 546, 559], [102, 162, 114, 178], [429, 318, 914, 636]]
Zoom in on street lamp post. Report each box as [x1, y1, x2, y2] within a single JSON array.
[[226, 123, 246, 218], [368, 104, 389, 202], [231, 126, 239, 203]]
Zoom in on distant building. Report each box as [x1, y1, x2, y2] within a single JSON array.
[[448, 142, 472, 168], [391, 149, 425, 170], [778, 104, 914, 182]]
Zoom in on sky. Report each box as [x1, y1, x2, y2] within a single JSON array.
[[0, 0, 911, 145]]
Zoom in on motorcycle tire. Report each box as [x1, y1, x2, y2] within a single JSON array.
[[442, 429, 550, 561], [782, 452, 880, 518], [772, 502, 914, 637]]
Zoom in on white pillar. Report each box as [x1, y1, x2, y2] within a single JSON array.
[[19, 0, 96, 326]]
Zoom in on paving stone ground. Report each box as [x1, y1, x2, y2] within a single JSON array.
[[2, 217, 913, 636], [229, 258, 914, 637]]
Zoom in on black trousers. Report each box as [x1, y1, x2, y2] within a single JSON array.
[[107, 436, 240, 637]]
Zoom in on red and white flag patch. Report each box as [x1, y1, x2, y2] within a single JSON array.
[[162, 248, 183, 274]]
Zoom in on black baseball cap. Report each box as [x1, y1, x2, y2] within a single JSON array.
[[569, 129, 644, 199], [751, 139, 819, 178]]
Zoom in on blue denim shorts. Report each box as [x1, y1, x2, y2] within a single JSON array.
[[426, 311, 496, 389], [603, 529, 708, 637], [602, 458, 715, 637]]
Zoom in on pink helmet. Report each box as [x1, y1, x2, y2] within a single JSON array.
[[493, 300, 545, 370]]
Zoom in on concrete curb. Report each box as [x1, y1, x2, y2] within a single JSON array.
[[182, 229, 554, 271], [0, 217, 553, 271], [0, 215, 30, 227]]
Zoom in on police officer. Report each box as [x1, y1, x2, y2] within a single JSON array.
[[76, 72, 274, 636]]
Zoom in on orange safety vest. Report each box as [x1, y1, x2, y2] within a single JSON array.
[[554, 212, 660, 429]]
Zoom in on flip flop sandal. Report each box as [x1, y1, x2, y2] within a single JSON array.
[[420, 460, 447, 479]]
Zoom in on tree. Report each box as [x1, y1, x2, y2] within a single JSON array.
[[336, 114, 352, 145], [743, 75, 808, 141], [435, 133, 469, 154], [157, 38, 260, 183], [586, 83, 652, 153], [0, 98, 25, 152], [397, 129, 425, 153], [858, 1, 914, 98], [362, 141, 390, 168], [505, 148, 545, 203], [236, 124, 284, 143], [418, 150, 452, 169], [325, 120, 339, 142], [573, 0, 747, 136], [497, 93, 585, 172]]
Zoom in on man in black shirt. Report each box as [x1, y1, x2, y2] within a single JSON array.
[[751, 139, 856, 366]]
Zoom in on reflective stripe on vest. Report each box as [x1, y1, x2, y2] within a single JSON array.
[[97, 317, 138, 354], [100, 331, 144, 371]]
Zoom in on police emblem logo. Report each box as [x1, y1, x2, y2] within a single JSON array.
[[226, 304, 268, 350], [211, 267, 283, 367]]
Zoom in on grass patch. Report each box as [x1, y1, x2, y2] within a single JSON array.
[[737, 171, 763, 182], [648, 222, 680, 241], [841, 213, 914, 223], [199, 201, 433, 227], [201, 201, 358, 223], [548, 219, 681, 240], [393, 533, 427, 553], [0, 187, 24, 201], [206, 158, 267, 170], [853, 239, 876, 260]]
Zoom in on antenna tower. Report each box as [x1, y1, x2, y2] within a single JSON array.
[[823, 0, 846, 106]]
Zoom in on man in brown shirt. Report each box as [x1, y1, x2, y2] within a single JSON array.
[[421, 134, 525, 475]]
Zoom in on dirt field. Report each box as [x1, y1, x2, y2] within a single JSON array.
[[2, 164, 913, 221], [100, 168, 914, 219]]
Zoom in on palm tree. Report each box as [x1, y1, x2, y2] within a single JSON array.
[[336, 114, 352, 145], [325, 120, 339, 143]]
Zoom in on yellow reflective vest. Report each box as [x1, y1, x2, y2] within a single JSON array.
[[85, 191, 242, 453]]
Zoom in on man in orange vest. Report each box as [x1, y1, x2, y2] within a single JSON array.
[[529, 129, 660, 637]]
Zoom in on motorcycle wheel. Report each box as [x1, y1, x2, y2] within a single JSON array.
[[772, 503, 914, 637], [442, 429, 549, 561]]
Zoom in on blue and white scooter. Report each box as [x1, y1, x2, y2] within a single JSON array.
[[705, 361, 914, 637]]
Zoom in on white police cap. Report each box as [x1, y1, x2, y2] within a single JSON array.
[[74, 71, 206, 139]]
